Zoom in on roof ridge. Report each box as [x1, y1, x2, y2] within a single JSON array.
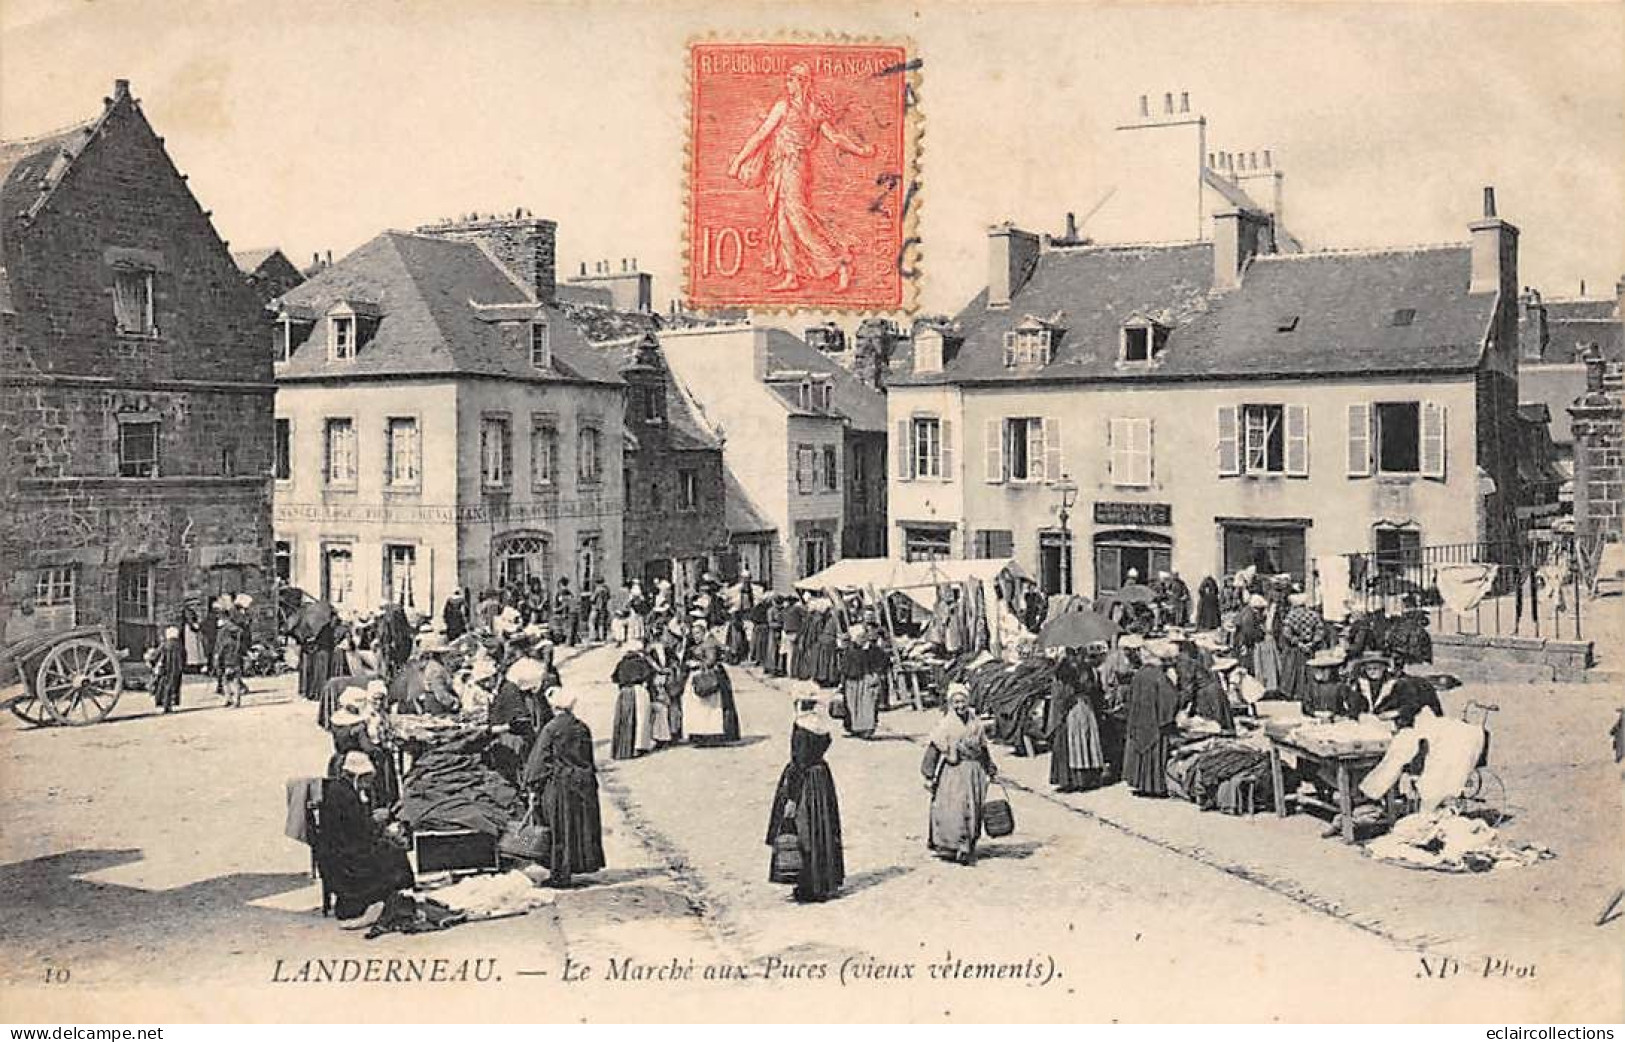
[[1044, 239, 1210, 255], [1257, 243, 1465, 261], [0, 116, 96, 151]]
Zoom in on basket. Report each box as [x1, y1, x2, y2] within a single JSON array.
[[769, 831, 802, 883], [982, 784, 1016, 838]]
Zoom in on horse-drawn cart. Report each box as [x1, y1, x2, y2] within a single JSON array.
[[1, 626, 125, 726]]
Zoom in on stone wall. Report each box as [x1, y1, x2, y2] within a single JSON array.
[[1569, 350, 1624, 547], [0, 83, 275, 650]]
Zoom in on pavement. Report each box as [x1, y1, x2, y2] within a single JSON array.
[[1, 644, 1620, 1023]]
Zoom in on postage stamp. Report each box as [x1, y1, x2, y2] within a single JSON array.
[[686, 39, 920, 312]]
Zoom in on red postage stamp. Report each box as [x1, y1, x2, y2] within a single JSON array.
[[686, 40, 919, 312]]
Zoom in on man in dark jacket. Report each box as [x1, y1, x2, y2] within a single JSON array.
[[554, 578, 579, 646]]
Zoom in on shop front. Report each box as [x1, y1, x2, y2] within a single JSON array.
[[1090, 501, 1174, 598], [1218, 517, 1311, 585]]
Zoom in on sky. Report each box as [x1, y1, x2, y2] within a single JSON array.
[[3, 0, 1623, 317]]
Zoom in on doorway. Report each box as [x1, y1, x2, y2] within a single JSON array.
[[1039, 531, 1074, 595], [117, 561, 157, 656]]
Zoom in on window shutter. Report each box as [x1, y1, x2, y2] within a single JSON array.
[[1346, 402, 1372, 477], [1421, 401, 1447, 479], [1145, 418, 1156, 485], [895, 420, 912, 480], [1285, 404, 1309, 477], [940, 419, 954, 480], [1002, 331, 1017, 367], [1042, 417, 1063, 483], [984, 419, 1004, 484], [1028, 420, 1047, 482], [1217, 405, 1240, 476]]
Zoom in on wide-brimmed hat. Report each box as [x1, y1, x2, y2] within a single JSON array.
[[341, 751, 374, 775], [1309, 649, 1346, 669], [330, 708, 364, 728], [1211, 655, 1240, 672], [1193, 632, 1225, 651], [506, 657, 546, 692], [1354, 650, 1393, 668], [1248, 594, 1269, 608], [1118, 634, 1145, 650], [337, 688, 371, 710]]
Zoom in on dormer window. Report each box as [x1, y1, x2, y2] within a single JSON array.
[[914, 329, 945, 374], [1121, 317, 1169, 363], [276, 316, 297, 362], [330, 315, 356, 360], [1002, 324, 1054, 368], [529, 321, 551, 369], [819, 381, 833, 411], [799, 380, 813, 410], [1390, 308, 1416, 327]]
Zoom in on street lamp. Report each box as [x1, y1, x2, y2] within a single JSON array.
[[1050, 474, 1080, 594]]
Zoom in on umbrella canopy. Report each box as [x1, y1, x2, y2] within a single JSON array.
[[1037, 610, 1120, 650], [289, 599, 336, 638]]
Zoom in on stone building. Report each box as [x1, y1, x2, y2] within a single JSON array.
[[1569, 348, 1624, 549], [659, 324, 888, 590], [271, 213, 624, 611], [0, 79, 275, 653], [232, 247, 305, 310], [587, 332, 729, 589], [888, 191, 1525, 601], [1515, 281, 1623, 504]]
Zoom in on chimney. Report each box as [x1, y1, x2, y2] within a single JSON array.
[[1063, 211, 1078, 241], [1468, 186, 1519, 297], [1212, 209, 1271, 293], [1139, 94, 1150, 118], [417, 212, 558, 302], [987, 223, 1042, 308], [113, 78, 131, 98], [1517, 287, 1548, 362]]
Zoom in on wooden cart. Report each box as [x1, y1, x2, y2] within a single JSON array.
[[1, 625, 125, 726]]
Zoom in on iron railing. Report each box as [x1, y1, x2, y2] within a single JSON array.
[[1342, 537, 1588, 642]]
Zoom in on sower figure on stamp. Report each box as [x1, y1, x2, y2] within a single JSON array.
[[728, 62, 877, 293]]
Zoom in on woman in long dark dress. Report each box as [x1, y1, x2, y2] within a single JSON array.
[[291, 603, 338, 703], [488, 657, 547, 786], [766, 696, 845, 902], [523, 689, 606, 887], [149, 626, 186, 713], [1195, 576, 1222, 631], [610, 641, 655, 759], [1122, 645, 1182, 797], [1047, 650, 1105, 792], [315, 752, 415, 922]]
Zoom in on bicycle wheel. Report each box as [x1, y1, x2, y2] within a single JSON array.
[[1460, 768, 1508, 825]]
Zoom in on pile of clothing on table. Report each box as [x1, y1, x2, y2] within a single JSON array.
[[1364, 809, 1554, 873], [961, 656, 1057, 748], [395, 729, 523, 837], [1166, 735, 1275, 814]]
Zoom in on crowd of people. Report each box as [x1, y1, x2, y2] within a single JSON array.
[[288, 554, 1454, 925]]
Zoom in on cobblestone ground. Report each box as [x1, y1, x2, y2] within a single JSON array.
[[1, 645, 1618, 1022]]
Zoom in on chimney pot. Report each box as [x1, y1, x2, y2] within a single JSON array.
[[1208, 152, 1216, 168], [1264, 149, 1273, 169], [1483, 186, 1497, 218], [1064, 211, 1077, 240], [1180, 91, 1190, 113], [1139, 94, 1149, 117], [1163, 92, 1174, 114], [326, 250, 332, 265], [113, 78, 130, 96]]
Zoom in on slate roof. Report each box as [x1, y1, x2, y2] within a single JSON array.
[[896, 242, 1494, 387], [1545, 315, 1622, 365], [1547, 298, 1618, 322], [759, 328, 888, 432], [723, 469, 776, 535], [275, 231, 620, 386], [584, 334, 721, 452], [231, 247, 286, 275], [1, 119, 101, 314]]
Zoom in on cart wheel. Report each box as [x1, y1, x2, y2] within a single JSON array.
[[36, 638, 124, 726], [1459, 767, 1509, 826], [7, 694, 52, 727]]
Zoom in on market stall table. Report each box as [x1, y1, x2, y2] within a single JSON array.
[[1266, 725, 1400, 844]]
